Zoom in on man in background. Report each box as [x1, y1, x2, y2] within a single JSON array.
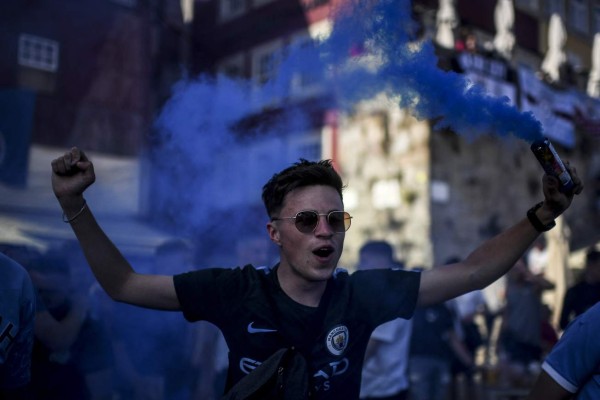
[[358, 240, 411, 400], [29, 250, 114, 400], [527, 301, 600, 399], [0, 251, 35, 400], [559, 248, 600, 330]]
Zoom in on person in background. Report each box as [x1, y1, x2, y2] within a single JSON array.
[[154, 239, 199, 400], [451, 256, 487, 400], [481, 271, 506, 366], [409, 267, 474, 400], [539, 304, 558, 359], [497, 257, 554, 388], [526, 301, 600, 400], [527, 237, 549, 277], [559, 248, 600, 331], [0, 251, 36, 400], [358, 240, 412, 400], [50, 147, 582, 399], [29, 250, 114, 400], [108, 239, 195, 400]]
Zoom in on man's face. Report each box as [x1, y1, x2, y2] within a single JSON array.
[[268, 185, 345, 283]]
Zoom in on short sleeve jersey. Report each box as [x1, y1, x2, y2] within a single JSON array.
[[0, 253, 36, 389], [542, 302, 600, 400], [174, 265, 420, 399]]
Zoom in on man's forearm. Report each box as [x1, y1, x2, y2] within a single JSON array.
[[62, 199, 135, 301], [419, 216, 545, 306], [465, 217, 540, 289]]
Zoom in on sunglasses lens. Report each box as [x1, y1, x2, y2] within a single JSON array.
[[328, 211, 351, 232], [294, 211, 319, 233]]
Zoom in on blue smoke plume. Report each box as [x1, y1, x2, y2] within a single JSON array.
[[156, 0, 543, 149], [316, 0, 543, 141], [153, 0, 543, 241]]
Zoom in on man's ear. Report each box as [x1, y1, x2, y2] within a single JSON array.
[[266, 222, 282, 246]]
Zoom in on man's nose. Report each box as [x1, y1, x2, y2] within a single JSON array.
[[314, 214, 334, 236]]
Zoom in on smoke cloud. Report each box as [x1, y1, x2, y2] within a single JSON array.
[[153, 0, 543, 246]]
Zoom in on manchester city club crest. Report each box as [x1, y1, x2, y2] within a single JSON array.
[[325, 325, 349, 356]]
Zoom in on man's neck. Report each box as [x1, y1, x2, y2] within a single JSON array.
[[276, 265, 328, 308]]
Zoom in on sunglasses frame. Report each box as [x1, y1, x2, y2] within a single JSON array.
[[271, 210, 352, 234]]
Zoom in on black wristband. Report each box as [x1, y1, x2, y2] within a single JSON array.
[[527, 201, 556, 232]]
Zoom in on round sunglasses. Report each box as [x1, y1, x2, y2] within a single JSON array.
[[271, 210, 352, 233]]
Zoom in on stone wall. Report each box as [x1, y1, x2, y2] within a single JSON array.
[[337, 96, 432, 270], [336, 95, 600, 285]]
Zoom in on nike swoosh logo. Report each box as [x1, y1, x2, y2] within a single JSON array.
[[247, 322, 277, 334]]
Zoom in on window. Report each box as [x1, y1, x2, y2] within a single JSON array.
[[18, 34, 59, 72], [289, 33, 323, 98], [217, 53, 245, 78], [546, 0, 565, 18], [257, 54, 274, 83], [219, 0, 247, 22], [515, 0, 539, 13], [569, 0, 589, 34], [593, 3, 600, 33], [251, 40, 282, 84]]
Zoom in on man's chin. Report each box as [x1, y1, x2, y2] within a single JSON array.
[[308, 264, 337, 282]]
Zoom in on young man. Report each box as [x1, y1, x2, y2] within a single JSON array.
[[527, 301, 600, 400], [51, 147, 582, 399], [29, 251, 114, 400], [0, 252, 36, 400], [559, 248, 600, 330], [357, 240, 412, 400]]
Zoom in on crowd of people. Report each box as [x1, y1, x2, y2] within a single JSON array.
[[2, 237, 598, 400], [0, 147, 596, 399], [357, 241, 600, 400], [0, 235, 278, 400]]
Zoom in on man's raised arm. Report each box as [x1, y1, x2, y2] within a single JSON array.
[[418, 164, 583, 307], [51, 147, 180, 310]]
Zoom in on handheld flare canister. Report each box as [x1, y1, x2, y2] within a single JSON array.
[[530, 137, 574, 193]]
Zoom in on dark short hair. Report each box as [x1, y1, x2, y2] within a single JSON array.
[[359, 240, 394, 259], [261, 159, 344, 218]]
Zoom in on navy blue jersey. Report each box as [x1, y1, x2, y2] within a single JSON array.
[[543, 302, 600, 399], [174, 264, 420, 399]]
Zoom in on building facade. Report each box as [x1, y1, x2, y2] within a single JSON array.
[[176, 0, 600, 272]]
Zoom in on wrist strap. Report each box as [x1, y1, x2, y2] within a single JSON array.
[[527, 201, 555, 232]]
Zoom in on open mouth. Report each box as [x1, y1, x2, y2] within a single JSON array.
[[313, 246, 334, 258]]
